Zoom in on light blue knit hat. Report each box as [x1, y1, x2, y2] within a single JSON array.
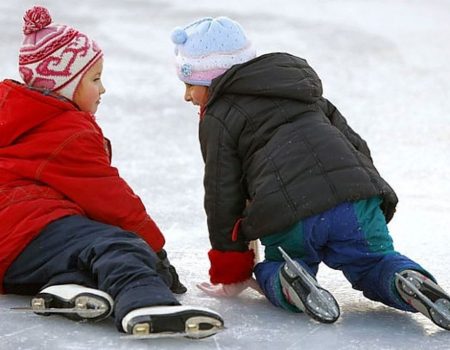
[[171, 17, 256, 86]]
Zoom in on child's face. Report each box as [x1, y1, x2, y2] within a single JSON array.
[[184, 83, 209, 107], [73, 58, 105, 114]]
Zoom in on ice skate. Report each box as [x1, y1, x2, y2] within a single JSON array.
[[278, 247, 340, 323], [395, 270, 450, 331], [121, 305, 224, 339], [17, 284, 114, 322]]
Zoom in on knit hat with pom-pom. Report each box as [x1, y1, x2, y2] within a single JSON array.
[[171, 17, 256, 86], [19, 6, 102, 101]]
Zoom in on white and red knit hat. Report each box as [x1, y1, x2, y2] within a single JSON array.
[[19, 6, 103, 100]]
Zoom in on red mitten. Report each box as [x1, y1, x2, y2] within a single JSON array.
[[208, 249, 255, 284]]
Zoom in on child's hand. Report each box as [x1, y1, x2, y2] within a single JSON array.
[[197, 278, 262, 297], [156, 249, 187, 294]]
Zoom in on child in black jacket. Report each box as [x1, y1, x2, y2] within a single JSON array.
[[170, 16, 450, 330]]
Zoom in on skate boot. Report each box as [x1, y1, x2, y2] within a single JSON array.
[[30, 284, 114, 322], [122, 305, 224, 339], [395, 270, 450, 331], [278, 247, 340, 323]]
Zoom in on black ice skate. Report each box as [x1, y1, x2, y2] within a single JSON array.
[[395, 270, 450, 331], [15, 284, 114, 322], [278, 247, 340, 323], [121, 305, 224, 339]]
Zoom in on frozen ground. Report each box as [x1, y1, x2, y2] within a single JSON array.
[[1, 0, 450, 349]]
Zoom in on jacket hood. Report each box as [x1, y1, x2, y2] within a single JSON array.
[[207, 52, 323, 106], [0, 80, 77, 147]]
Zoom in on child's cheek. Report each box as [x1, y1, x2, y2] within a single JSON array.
[[91, 85, 100, 99], [85, 86, 100, 106], [196, 89, 209, 106]]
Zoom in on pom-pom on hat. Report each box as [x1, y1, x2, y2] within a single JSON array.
[[171, 17, 256, 86], [19, 6, 103, 101]]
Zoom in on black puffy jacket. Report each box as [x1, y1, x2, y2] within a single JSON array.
[[199, 52, 398, 253]]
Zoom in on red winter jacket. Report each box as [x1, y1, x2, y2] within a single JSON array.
[[0, 80, 165, 292]]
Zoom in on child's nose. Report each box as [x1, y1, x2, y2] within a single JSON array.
[[184, 89, 191, 102], [99, 81, 106, 95]]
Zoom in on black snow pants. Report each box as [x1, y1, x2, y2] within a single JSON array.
[[3, 215, 180, 331]]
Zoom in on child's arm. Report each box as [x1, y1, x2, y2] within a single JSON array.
[[35, 128, 165, 252], [199, 114, 255, 285], [318, 97, 373, 161]]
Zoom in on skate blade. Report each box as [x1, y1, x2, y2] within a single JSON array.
[[395, 273, 450, 330], [278, 247, 317, 289], [430, 299, 450, 330], [184, 316, 225, 339], [122, 316, 225, 340], [279, 246, 340, 323], [120, 327, 225, 340], [11, 306, 106, 315], [305, 289, 340, 323]]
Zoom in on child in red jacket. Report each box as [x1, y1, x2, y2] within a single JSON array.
[[170, 16, 450, 331], [0, 7, 223, 338]]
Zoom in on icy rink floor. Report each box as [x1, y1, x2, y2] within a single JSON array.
[[1, 0, 450, 349]]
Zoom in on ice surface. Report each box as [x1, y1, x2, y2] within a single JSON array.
[[1, 0, 449, 349]]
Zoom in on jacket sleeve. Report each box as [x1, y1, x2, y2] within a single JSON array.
[[35, 128, 165, 252], [318, 97, 373, 161], [200, 112, 254, 284]]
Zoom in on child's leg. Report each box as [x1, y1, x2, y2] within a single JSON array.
[[4, 215, 179, 330], [254, 221, 321, 312], [254, 260, 299, 312], [4, 268, 97, 295], [322, 197, 433, 311]]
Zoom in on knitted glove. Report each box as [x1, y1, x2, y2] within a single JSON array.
[[197, 278, 262, 297], [156, 249, 187, 294]]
